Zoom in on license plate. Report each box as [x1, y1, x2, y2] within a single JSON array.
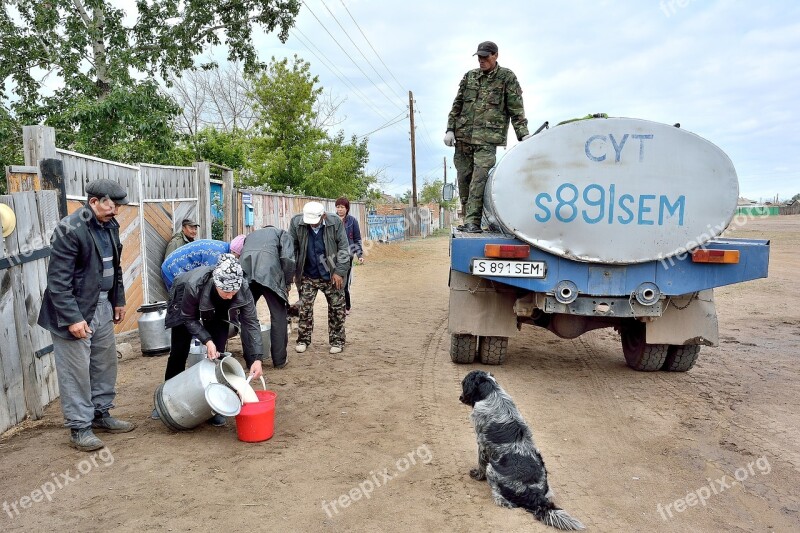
[[471, 259, 547, 278]]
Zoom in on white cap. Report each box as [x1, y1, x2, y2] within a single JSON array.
[[302, 201, 325, 224]]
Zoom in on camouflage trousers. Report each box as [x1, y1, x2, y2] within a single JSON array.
[[297, 276, 346, 348], [454, 142, 497, 225]]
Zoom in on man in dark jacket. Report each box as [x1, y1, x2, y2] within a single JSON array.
[[155, 254, 263, 425], [289, 201, 350, 354], [38, 179, 135, 451], [239, 227, 295, 369]]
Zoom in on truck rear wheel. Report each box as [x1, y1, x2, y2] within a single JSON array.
[[450, 334, 477, 364], [479, 336, 508, 365], [621, 322, 669, 371], [662, 345, 701, 372]]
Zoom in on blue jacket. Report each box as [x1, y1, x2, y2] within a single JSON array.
[[342, 214, 363, 258], [161, 239, 230, 290]]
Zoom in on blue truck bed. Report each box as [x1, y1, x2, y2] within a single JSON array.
[[450, 230, 770, 296]]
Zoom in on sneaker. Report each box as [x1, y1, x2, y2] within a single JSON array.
[[329, 345, 343, 354], [151, 408, 160, 420], [274, 362, 287, 369], [345, 309, 351, 316], [208, 414, 226, 427], [69, 428, 104, 452], [92, 415, 136, 434], [295, 343, 308, 353]]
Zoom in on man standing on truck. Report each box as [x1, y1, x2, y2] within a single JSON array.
[[444, 41, 531, 233]]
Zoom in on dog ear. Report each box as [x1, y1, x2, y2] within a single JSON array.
[[460, 371, 494, 406], [477, 375, 495, 401]]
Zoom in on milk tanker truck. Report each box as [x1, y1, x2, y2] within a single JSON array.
[[448, 117, 770, 371]]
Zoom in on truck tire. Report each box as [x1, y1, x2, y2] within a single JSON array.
[[450, 334, 477, 364], [662, 345, 701, 372], [479, 336, 508, 365], [620, 322, 669, 371]]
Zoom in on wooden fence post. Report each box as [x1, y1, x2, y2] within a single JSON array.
[[193, 162, 212, 240], [222, 168, 234, 241], [22, 126, 57, 167], [39, 159, 68, 219]]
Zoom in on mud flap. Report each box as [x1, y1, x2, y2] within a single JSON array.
[[448, 270, 518, 337], [646, 289, 718, 346]]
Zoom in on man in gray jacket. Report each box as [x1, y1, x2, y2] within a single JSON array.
[[289, 201, 350, 354], [38, 179, 135, 451], [239, 226, 295, 369]]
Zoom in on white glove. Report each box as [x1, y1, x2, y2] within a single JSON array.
[[443, 131, 456, 147], [521, 134, 533, 141]]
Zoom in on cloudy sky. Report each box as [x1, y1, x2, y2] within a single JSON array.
[[246, 0, 799, 202]]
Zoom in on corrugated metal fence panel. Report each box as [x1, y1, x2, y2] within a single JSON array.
[[367, 215, 406, 242], [736, 206, 780, 216], [56, 149, 140, 202], [240, 190, 367, 236]]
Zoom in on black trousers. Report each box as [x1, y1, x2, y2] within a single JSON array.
[[164, 321, 229, 381], [344, 265, 353, 311], [249, 282, 288, 366]]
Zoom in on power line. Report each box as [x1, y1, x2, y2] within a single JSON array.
[[291, 28, 391, 122], [358, 112, 408, 139], [301, 1, 405, 113], [339, 0, 407, 97], [319, 0, 406, 103]]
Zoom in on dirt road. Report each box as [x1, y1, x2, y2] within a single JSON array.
[[1, 216, 798, 532]]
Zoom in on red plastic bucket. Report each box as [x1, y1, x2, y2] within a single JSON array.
[[235, 390, 277, 442]]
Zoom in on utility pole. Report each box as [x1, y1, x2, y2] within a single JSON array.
[[441, 156, 447, 229], [409, 90, 418, 207]]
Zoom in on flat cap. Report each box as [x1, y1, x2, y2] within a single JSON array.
[[474, 41, 499, 57], [85, 179, 129, 205], [181, 218, 200, 227], [302, 201, 325, 224]]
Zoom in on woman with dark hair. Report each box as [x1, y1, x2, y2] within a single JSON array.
[[335, 197, 364, 315]]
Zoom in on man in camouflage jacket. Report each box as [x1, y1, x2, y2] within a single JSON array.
[[445, 41, 531, 232]]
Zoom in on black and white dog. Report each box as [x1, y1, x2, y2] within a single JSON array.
[[460, 370, 585, 530]]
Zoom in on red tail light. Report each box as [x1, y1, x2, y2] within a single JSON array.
[[692, 249, 740, 264], [484, 244, 530, 259]]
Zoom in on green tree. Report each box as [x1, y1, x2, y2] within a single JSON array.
[[46, 80, 183, 165], [792, 193, 800, 202], [397, 189, 412, 204], [0, 107, 22, 192], [245, 56, 375, 198], [418, 179, 457, 208], [0, 0, 299, 164], [176, 126, 249, 169]]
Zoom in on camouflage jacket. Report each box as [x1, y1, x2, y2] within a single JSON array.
[[446, 64, 529, 146]]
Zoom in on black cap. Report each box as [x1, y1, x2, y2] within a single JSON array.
[[474, 41, 499, 57], [85, 179, 129, 205], [181, 218, 200, 227]]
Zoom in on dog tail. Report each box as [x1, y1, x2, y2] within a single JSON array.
[[498, 482, 585, 530], [530, 505, 585, 531]]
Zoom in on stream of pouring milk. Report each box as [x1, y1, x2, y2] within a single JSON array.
[[226, 374, 259, 403]]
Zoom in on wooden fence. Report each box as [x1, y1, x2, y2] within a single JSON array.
[[0, 191, 60, 433], [2, 125, 391, 433]]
